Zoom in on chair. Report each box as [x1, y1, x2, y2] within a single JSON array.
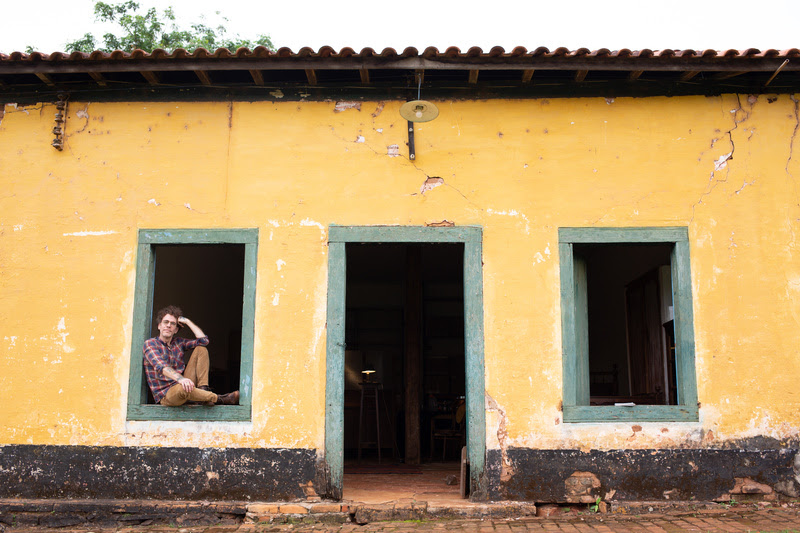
[[430, 401, 466, 461]]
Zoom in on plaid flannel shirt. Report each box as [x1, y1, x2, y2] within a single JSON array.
[[143, 335, 209, 403]]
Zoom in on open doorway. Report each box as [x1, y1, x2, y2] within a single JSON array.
[[325, 226, 486, 501], [342, 243, 466, 498]]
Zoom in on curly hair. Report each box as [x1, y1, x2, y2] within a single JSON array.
[[155, 305, 183, 324]]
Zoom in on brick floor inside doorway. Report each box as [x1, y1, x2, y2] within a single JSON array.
[[342, 461, 464, 505]]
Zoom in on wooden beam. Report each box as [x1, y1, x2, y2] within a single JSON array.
[[88, 71, 107, 86], [249, 69, 264, 85], [140, 71, 160, 85], [521, 70, 534, 84], [575, 70, 588, 82], [359, 67, 370, 84], [35, 72, 54, 86], [305, 68, 317, 85], [765, 59, 790, 86], [2, 56, 797, 76], [404, 245, 422, 465], [680, 71, 699, 81], [193, 69, 212, 85], [628, 70, 644, 80], [714, 71, 748, 80], [468, 69, 479, 84]]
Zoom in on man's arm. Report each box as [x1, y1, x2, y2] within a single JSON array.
[[143, 340, 195, 394], [162, 366, 194, 393], [178, 316, 206, 338]]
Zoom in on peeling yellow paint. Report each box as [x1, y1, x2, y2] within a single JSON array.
[[0, 95, 799, 453]]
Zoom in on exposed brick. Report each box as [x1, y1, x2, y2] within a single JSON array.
[[278, 504, 309, 514], [246, 503, 279, 515], [309, 503, 341, 513]]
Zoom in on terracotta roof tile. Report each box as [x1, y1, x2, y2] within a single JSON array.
[[422, 47, 439, 58], [2, 45, 799, 95], [4, 45, 800, 63]]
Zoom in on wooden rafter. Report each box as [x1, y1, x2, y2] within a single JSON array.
[[35, 72, 54, 86], [194, 69, 212, 85], [468, 69, 479, 84], [680, 71, 699, 81], [575, 70, 588, 82], [305, 68, 317, 85], [714, 71, 748, 80], [765, 59, 790, 86], [140, 71, 160, 85], [360, 68, 370, 84], [88, 72, 107, 86], [521, 70, 534, 84], [628, 70, 643, 81], [249, 69, 264, 85], [2, 56, 798, 78]]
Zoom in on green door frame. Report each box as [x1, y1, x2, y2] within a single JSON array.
[[324, 225, 486, 500]]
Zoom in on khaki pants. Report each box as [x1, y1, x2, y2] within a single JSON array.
[[160, 346, 218, 406]]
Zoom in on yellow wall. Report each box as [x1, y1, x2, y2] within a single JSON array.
[[1, 94, 799, 451]]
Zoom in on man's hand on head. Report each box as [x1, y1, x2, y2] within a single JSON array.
[[177, 317, 206, 339]]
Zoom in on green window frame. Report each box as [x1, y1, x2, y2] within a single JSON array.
[[126, 228, 257, 421], [559, 227, 698, 423]]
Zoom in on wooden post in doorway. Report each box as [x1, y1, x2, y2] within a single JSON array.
[[404, 245, 422, 464]]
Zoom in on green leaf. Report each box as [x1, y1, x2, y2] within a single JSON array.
[[62, 0, 274, 53]]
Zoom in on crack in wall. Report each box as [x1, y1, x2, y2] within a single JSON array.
[[70, 105, 90, 135], [785, 95, 800, 253], [224, 99, 233, 212], [691, 95, 752, 223], [486, 394, 512, 482], [786, 95, 799, 178], [3, 103, 45, 115], [327, 122, 472, 203]]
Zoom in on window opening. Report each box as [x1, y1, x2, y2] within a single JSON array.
[[148, 244, 244, 402], [576, 243, 674, 406], [127, 228, 257, 422], [559, 227, 697, 423]]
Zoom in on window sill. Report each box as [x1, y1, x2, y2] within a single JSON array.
[[127, 404, 251, 422], [563, 404, 698, 423]]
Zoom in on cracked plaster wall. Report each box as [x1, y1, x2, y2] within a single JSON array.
[[1, 95, 799, 456]]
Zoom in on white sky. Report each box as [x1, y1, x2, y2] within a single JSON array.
[[1, 0, 799, 54]]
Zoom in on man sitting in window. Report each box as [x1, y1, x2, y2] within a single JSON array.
[[143, 305, 239, 406]]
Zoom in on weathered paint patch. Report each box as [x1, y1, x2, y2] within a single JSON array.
[[62, 230, 118, 237], [0, 445, 318, 501], [484, 446, 800, 502], [334, 101, 361, 113], [485, 208, 531, 234], [420, 176, 444, 194], [714, 151, 733, 171]]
